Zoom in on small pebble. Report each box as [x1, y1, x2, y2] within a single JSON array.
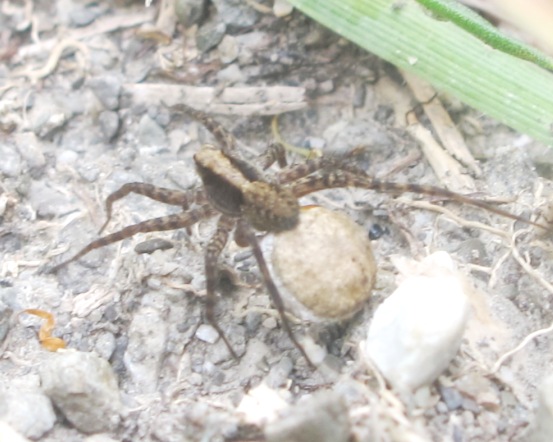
[[196, 20, 227, 53], [174, 0, 207, 27], [265, 390, 350, 442], [138, 114, 168, 148], [124, 307, 168, 393], [0, 143, 22, 177], [0, 299, 12, 343], [262, 317, 277, 330], [212, 0, 259, 29], [40, 350, 122, 433], [364, 252, 470, 393], [88, 75, 122, 110], [0, 390, 56, 439], [195, 324, 220, 344], [98, 110, 120, 142], [94, 331, 116, 361], [273, 0, 293, 17], [217, 35, 239, 64], [216, 63, 244, 83], [0, 422, 29, 442], [134, 238, 174, 254]]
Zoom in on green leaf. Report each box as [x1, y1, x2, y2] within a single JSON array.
[[288, 0, 553, 146]]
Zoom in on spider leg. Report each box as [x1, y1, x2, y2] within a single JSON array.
[[257, 141, 287, 169], [204, 215, 238, 359], [276, 155, 362, 185], [99, 183, 206, 234], [50, 205, 215, 273], [172, 104, 237, 155], [289, 169, 547, 230], [237, 219, 315, 368]]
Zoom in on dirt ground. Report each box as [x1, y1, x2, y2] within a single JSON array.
[[2, 1, 553, 441]]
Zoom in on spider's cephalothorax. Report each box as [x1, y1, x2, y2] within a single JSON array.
[[50, 103, 545, 368], [194, 145, 299, 232]]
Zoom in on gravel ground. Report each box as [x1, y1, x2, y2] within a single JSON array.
[[2, 1, 553, 441]]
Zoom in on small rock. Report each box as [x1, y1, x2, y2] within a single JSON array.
[[0, 390, 56, 439], [28, 180, 75, 218], [212, 0, 259, 29], [317, 80, 335, 95], [14, 132, 46, 170], [0, 422, 29, 442], [124, 306, 168, 393], [265, 390, 350, 442], [439, 385, 464, 411], [273, 0, 293, 17], [98, 110, 120, 142], [364, 252, 470, 393], [237, 383, 289, 425], [0, 299, 12, 343], [137, 114, 168, 148], [94, 331, 117, 361], [216, 63, 244, 83], [266, 357, 293, 388], [40, 350, 122, 433], [88, 75, 122, 110], [69, 3, 104, 27], [217, 35, 239, 64], [0, 143, 22, 177], [195, 324, 220, 344], [264, 206, 376, 322], [196, 19, 227, 53], [31, 107, 67, 138], [175, 0, 207, 27], [134, 238, 174, 254]]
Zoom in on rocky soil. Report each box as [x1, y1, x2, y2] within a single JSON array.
[[1, 1, 553, 441]]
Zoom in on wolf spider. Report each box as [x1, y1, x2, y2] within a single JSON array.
[[51, 104, 543, 368]]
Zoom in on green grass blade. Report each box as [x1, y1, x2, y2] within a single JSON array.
[[287, 0, 553, 146]]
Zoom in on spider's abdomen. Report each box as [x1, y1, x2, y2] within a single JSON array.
[[242, 181, 299, 232]]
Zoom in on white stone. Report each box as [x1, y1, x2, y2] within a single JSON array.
[[195, 324, 220, 344], [273, 0, 293, 17], [364, 252, 470, 393]]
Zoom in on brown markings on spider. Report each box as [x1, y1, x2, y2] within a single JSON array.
[[50, 104, 547, 368]]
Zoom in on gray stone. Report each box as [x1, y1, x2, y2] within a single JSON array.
[[0, 299, 12, 343], [137, 114, 168, 147], [28, 179, 76, 218], [0, 143, 22, 177], [30, 106, 67, 139], [94, 331, 117, 361], [69, 4, 104, 27], [265, 391, 350, 442], [98, 110, 120, 142], [134, 238, 174, 254], [196, 19, 226, 53], [175, 0, 207, 28], [0, 390, 56, 439], [14, 132, 46, 170], [40, 351, 122, 433], [88, 75, 122, 111], [217, 35, 238, 64], [124, 306, 168, 393], [212, 0, 259, 29]]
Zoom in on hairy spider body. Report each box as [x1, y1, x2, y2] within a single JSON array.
[[194, 146, 299, 231], [51, 104, 544, 368]]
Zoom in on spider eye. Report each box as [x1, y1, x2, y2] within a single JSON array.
[[242, 182, 299, 232]]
